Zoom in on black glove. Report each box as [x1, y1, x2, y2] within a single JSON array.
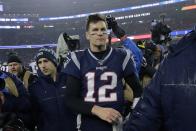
[[106, 15, 125, 39]]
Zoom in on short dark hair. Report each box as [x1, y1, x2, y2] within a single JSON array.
[[86, 14, 107, 31]]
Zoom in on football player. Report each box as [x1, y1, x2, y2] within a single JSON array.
[[63, 14, 143, 131]]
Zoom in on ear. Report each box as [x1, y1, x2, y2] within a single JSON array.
[[86, 32, 89, 40]]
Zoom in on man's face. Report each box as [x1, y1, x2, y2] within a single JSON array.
[[86, 21, 108, 51], [8, 62, 22, 76], [37, 58, 56, 76]]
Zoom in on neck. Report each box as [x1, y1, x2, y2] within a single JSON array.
[[90, 44, 107, 52], [51, 70, 57, 82]]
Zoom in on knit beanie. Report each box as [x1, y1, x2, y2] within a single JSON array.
[[35, 48, 57, 67], [7, 53, 22, 64]]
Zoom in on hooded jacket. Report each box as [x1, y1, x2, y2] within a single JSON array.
[[124, 30, 196, 131]]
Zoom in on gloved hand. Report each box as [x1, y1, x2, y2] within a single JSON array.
[[106, 15, 125, 39]]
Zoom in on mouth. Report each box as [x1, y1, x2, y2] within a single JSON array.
[[42, 69, 48, 73], [97, 38, 106, 41]]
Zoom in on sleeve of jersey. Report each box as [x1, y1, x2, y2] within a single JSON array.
[[122, 50, 138, 77], [121, 38, 143, 73], [62, 52, 81, 79]]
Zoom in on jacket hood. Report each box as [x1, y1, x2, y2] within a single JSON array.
[[169, 30, 196, 57]]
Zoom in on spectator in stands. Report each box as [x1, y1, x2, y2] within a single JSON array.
[[29, 48, 77, 131], [124, 29, 196, 130], [7, 52, 37, 90]]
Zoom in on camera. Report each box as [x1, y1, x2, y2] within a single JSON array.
[[63, 33, 80, 51], [150, 20, 172, 45]]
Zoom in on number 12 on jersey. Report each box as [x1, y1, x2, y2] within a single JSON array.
[[84, 72, 117, 102]]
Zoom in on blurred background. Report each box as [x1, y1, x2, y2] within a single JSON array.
[[0, 0, 196, 65]]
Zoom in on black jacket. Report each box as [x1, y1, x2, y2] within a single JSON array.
[[29, 71, 77, 131], [124, 31, 196, 131]]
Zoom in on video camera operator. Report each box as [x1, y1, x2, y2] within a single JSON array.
[[151, 20, 172, 46], [0, 71, 32, 131], [133, 19, 172, 88]]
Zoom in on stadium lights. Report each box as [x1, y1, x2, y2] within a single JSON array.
[[0, 4, 3, 12], [0, 44, 56, 49], [39, 0, 187, 21], [0, 25, 20, 29], [181, 5, 196, 10], [0, 18, 28, 22]]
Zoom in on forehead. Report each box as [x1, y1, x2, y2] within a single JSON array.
[[38, 58, 49, 62], [8, 62, 20, 65], [88, 21, 107, 30]]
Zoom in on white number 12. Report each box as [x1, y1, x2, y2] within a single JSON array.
[[84, 72, 117, 102]]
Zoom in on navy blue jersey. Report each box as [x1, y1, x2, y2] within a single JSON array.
[[63, 47, 137, 131]]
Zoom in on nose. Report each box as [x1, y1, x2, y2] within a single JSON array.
[[39, 62, 46, 69], [11, 65, 15, 69], [97, 30, 104, 36]]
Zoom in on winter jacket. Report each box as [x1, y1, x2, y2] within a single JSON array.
[[0, 71, 32, 129], [29, 71, 77, 131], [16, 67, 37, 90], [124, 31, 196, 131]]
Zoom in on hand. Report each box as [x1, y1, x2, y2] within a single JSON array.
[[106, 15, 125, 38], [91, 105, 122, 124]]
